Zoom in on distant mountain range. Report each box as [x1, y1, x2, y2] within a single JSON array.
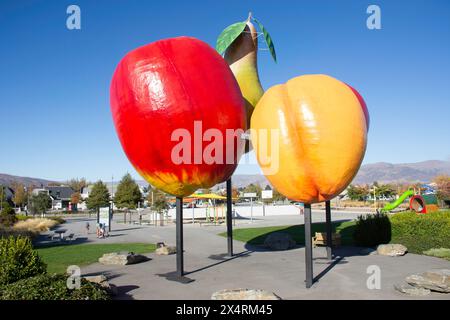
[[0, 173, 56, 188], [352, 160, 450, 184], [1, 160, 449, 189]]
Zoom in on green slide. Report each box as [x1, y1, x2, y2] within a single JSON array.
[[381, 190, 415, 212]]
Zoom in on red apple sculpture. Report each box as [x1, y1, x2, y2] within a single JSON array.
[[110, 37, 247, 197]]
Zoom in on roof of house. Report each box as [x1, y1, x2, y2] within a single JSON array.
[[1, 186, 15, 200], [46, 186, 74, 200]]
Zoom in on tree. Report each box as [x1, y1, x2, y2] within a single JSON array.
[[30, 192, 52, 216], [272, 187, 286, 202], [375, 184, 395, 199], [86, 181, 110, 211], [231, 187, 240, 199], [0, 185, 7, 210], [243, 183, 262, 198], [113, 173, 142, 209], [12, 182, 26, 209], [67, 178, 87, 193], [347, 184, 369, 201], [151, 189, 169, 226], [0, 203, 17, 227], [70, 192, 82, 205], [433, 175, 450, 202]]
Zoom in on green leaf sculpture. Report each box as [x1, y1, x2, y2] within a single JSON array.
[[252, 17, 277, 63], [215, 21, 247, 55]]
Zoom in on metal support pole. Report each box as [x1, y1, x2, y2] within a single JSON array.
[[250, 197, 253, 222], [109, 205, 112, 232], [304, 203, 313, 288], [176, 197, 184, 277], [325, 200, 332, 260], [226, 178, 233, 257]]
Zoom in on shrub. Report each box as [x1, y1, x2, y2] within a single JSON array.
[[16, 214, 32, 221], [353, 212, 391, 247], [0, 226, 35, 238], [423, 248, 450, 260], [12, 218, 59, 233], [0, 204, 17, 227], [390, 211, 450, 253], [0, 274, 110, 300], [0, 236, 47, 285]]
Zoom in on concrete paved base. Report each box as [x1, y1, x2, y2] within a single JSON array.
[[43, 215, 450, 300]]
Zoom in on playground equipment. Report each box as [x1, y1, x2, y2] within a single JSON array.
[[186, 193, 234, 224], [409, 194, 439, 213], [381, 189, 439, 213]]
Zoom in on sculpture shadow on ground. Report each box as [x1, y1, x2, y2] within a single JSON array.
[[186, 250, 252, 276], [115, 285, 140, 300]]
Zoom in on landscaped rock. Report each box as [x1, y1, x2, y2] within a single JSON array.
[[394, 283, 431, 296], [98, 252, 149, 265], [406, 269, 450, 293], [264, 232, 296, 250], [156, 245, 177, 255], [211, 289, 281, 300], [376, 244, 407, 256], [83, 275, 107, 284], [83, 274, 118, 296]]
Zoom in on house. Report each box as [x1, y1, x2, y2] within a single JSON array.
[[47, 186, 75, 210], [0, 186, 15, 207], [32, 186, 75, 211]]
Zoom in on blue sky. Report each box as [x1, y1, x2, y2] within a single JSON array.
[[0, 0, 449, 182]]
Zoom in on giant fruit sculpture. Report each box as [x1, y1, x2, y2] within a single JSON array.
[[216, 13, 276, 151], [110, 37, 247, 197], [251, 74, 369, 203]]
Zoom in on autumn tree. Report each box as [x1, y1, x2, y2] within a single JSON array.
[[70, 192, 82, 205], [114, 173, 142, 209], [11, 182, 27, 209], [67, 178, 87, 193], [433, 175, 450, 202]]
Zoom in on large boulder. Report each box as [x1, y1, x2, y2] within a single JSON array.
[[156, 245, 177, 255], [406, 269, 450, 293], [83, 274, 117, 296], [211, 289, 281, 300], [394, 283, 431, 296], [98, 252, 149, 265], [83, 275, 107, 284], [264, 232, 296, 251], [376, 244, 407, 256]]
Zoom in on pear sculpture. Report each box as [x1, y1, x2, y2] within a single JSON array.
[[216, 12, 276, 152]]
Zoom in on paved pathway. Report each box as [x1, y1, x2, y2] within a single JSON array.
[[40, 214, 450, 300]]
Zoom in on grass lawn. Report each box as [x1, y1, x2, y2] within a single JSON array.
[[36, 243, 156, 274], [219, 220, 357, 246]]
